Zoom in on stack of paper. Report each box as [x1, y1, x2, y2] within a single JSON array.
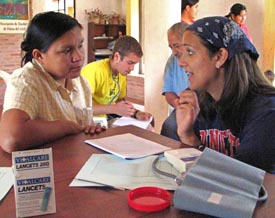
[[71, 133, 180, 190], [84, 133, 170, 159], [70, 154, 181, 190]]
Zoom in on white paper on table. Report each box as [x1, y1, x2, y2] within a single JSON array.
[[71, 154, 181, 190], [113, 116, 153, 129], [69, 178, 103, 187], [85, 133, 170, 159], [0, 167, 13, 201], [93, 117, 108, 128]]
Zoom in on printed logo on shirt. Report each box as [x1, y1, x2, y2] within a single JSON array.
[[200, 129, 240, 157]]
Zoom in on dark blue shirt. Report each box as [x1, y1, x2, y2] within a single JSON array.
[[194, 95, 275, 174]]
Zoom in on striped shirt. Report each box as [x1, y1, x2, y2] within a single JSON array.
[[3, 59, 92, 125]]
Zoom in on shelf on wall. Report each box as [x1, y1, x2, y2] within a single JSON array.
[[94, 36, 113, 40], [87, 22, 126, 63]]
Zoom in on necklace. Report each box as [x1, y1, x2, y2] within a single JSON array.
[[109, 73, 120, 104]]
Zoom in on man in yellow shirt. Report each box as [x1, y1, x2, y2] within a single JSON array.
[[81, 36, 152, 123]]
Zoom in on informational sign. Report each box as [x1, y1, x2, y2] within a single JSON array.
[[12, 148, 56, 218], [0, 0, 29, 34], [0, 19, 28, 34]]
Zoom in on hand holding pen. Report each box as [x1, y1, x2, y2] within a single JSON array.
[[115, 100, 136, 117]]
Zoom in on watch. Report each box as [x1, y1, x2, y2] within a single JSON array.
[[133, 109, 139, 119]]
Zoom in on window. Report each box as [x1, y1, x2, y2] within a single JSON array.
[[47, 0, 75, 17]]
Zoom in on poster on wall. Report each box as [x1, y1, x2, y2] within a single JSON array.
[[0, 0, 29, 34]]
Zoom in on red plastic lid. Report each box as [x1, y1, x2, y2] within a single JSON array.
[[128, 186, 171, 212]]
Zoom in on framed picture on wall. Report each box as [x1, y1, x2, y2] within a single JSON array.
[[0, 0, 30, 34]]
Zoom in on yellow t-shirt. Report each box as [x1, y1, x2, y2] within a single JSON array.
[[4, 60, 92, 125], [81, 58, 127, 105]]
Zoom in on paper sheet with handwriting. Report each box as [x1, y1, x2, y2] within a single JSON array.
[[85, 133, 170, 159], [71, 154, 181, 190], [0, 167, 13, 201]]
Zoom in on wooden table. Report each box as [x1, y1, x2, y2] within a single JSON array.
[[0, 125, 274, 218]]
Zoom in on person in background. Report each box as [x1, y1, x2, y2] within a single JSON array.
[[107, 29, 125, 50], [176, 16, 275, 173], [264, 70, 275, 85], [0, 12, 104, 154], [160, 22, 189, 141], [181, 0, 199, 25], [81, 36, 153, 124], [225, 3, 252, 42]]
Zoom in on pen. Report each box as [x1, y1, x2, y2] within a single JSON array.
[[41, 187, 52, 211]]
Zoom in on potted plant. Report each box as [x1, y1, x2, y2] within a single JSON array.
[[85, 8, 103, 24], [110, 12, 120, 24], [100, 14, 109, 24]]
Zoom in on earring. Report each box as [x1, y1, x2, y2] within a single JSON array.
[[216, 64, 220, 69]]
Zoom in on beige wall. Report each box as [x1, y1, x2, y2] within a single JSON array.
[[197, 0, 264, 68], [141, 0, 181, 132]]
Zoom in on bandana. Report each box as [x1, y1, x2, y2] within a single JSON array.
[[187, 16, 259, 60]]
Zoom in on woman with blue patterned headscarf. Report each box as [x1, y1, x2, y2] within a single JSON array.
[[175, 16, 275, 174]]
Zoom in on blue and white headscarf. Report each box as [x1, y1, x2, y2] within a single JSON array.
[[187, 16, 259, 60]]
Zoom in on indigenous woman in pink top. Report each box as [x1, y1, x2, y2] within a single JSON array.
[[226, 3, 253, 42], [181, 0, 199, 25]]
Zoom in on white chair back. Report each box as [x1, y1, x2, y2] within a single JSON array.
[[0, 70, 10, 107], [0, 70, 10, 83]]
